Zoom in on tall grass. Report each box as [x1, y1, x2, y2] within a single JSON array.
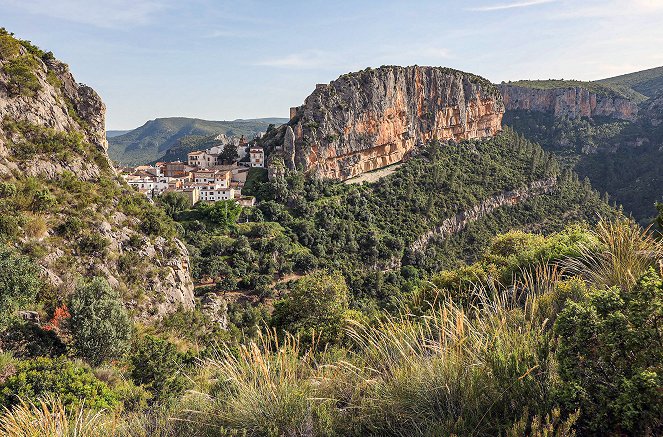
[[340, 287, 556, 436], [0, 397, 114, 437], [564, 218, 663, 290]]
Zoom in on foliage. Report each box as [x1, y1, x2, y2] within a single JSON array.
[[0, 321, 66, 359], [0, 357, 117, 410], [156, 191, 190, 218], [0, 247, 42, 329], [129, 335, 189, 404], [555, 269, 663, 435], [272, 271, 350, 345], [219, 143, 239, 164], [68, 277, 132, 366], [2, 55, 41, 97]]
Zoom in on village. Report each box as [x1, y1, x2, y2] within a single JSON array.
[[118, 134, 265, 207]]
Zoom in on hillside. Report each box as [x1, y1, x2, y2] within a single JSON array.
[[0, 28, 193, 319], [597, 65, 663, 98], [501, 66, 663, 221], [108, 117, 287, 165]]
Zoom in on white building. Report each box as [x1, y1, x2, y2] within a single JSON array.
[[249, 146, 264, 168], [198, 184, 235, 202], [193, 169, 231, 188]]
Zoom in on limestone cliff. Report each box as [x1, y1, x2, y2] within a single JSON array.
[[0, 31, 193, 319], [264, 66, 504, 180], [499, 83, 638, 121]]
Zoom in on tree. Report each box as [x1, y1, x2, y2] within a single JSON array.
[[157, 191, 190, 218], [554, 268, 663, 435], [0, 248, 42, 330], [205, 200, 242, 228], [68, 277, 132, 365], [130, 335, 188, 404], [219, 143, 239, 164], [271, 271, 350, 345]]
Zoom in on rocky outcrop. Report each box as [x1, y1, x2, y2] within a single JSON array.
[[499, 84, 638, 121], [0, 34, 194, 319], [411, 178, 558, 253], [267, 66, 504, 179]]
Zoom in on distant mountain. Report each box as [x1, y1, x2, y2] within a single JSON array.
[[501, 65, 663, 222], [108, 117, 288, 165], [106, 130, 130, 138], [597, 66, 663, 98]]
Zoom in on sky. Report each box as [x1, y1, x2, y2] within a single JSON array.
[[2, 0, 663, 130]]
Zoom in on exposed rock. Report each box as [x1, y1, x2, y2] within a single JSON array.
[[265, 66, 503, 180], [499, 84, 638, 121], [283, 125, 296, 170], [411, 177, 558, 252], [201, 293, 229, 329], [0, 35, 194, 319]]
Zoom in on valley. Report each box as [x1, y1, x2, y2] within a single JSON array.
[[0, 13, 661, 437]]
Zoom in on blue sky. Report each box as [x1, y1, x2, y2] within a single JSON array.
[[2, 0, 663, 130]]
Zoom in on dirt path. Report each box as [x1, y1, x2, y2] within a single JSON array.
[[344, 163, 403, 185]]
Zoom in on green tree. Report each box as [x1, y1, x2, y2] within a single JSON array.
[[219, 143, 239, 164], [271, 271, 350, 345], [129, 335, 188, 404], [0, 357, 117, 410], [157, 191, 190, 218], [0, 248, 42, 330], [68, 277, 132, 365], [204, 200, 242, 228], [554, 268, 663, 435]]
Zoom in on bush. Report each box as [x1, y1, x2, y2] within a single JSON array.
[[0, 321, 66, 359], [129, 335, 188, 404], [0, 357, 117, 410], [78, 233, 110, 256], [68, 277, 132, 366], [0, 248, 42, 330], [555, 268, 663, 435], [271, 271, 350, 346]]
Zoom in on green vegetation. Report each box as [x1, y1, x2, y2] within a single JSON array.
[[504, 109, 663, 221], [597, 65, 663, 98], [0, 248, 42, 329], [0, 357, 117, 410], [68, 278, 132, 366]]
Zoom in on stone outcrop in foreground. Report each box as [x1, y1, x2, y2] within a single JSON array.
[[498, 84, 638, 121], [269, 66, 504, 180]]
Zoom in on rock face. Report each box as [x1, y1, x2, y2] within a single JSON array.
[[271, 66, 504, 180], [0, 36, 194, 319], [499, 84, 638, 121]]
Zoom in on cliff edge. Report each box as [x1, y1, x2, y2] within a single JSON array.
[[264, 66, 504, 180]]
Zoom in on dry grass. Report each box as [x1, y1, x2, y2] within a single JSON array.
[[0, 397, 115, 437], [564, 218, 663, 290]]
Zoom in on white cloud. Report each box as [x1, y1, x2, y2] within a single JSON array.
[[468, 0, 556, 12], [0, 0, 169, 28], [255, 50, 337, 69]]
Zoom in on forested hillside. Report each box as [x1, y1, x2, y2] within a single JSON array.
[[502, 66, 663, 222]]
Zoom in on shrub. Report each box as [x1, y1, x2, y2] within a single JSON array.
[[0, 182, 16, 198], [271, 271, 350, 346], [78, 233, 110, 256], [3, 55, 41, 97], [0, 248, 42, 330], [0, 321, 66, 359], [68, 277, 132, 366], [129, 335, 188, 404], [0, 357, 117, 410], [555, 268, 663, 435]]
